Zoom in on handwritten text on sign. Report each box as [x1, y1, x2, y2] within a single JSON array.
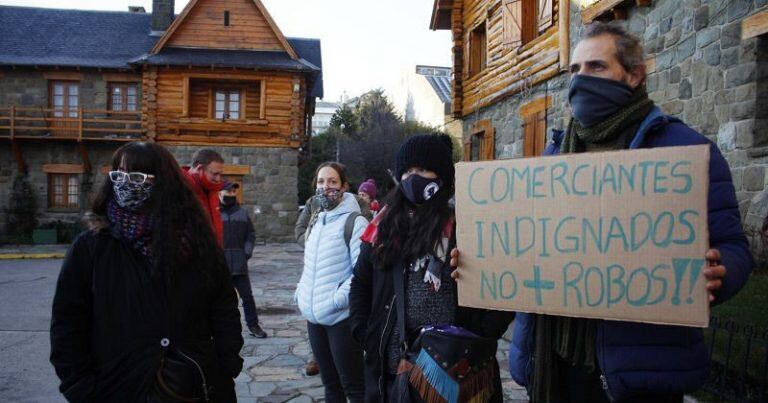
[[455, 145, 710, 327]]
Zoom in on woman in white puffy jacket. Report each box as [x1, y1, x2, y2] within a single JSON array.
[[295, 162, 367, 403]]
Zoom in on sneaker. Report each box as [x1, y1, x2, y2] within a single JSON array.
[[305, 359, 320, 376], [248, 324, 267, 338]]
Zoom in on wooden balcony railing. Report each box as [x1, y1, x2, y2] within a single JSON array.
[[0, 106, 142, 141]]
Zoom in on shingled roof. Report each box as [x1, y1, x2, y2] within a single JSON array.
[[0, 5, 323, 98]]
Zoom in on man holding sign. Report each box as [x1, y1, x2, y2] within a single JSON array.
[[451, 22, 752, 402]]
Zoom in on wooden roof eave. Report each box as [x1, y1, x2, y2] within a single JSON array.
[[430, 0, 454, 30], [150, 0, 299, 60]]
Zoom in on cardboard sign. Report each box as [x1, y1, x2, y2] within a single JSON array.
[[455, 145, 710, 327]]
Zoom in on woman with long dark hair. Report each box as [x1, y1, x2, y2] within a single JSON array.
[[50, 142, 243, 402], [349, 134, 514, 402]]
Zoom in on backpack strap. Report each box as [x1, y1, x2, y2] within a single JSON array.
[[344, 211, 362, 251]]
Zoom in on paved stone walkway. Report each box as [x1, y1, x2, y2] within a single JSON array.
[[236, 243, 529, 402]]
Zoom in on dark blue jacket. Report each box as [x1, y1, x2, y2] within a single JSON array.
[[508, 107, 753, 400]]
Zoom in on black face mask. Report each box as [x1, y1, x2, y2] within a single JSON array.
[[568, 74, 635, 128], [221, 196, 237, 207], [400, 174, 442, 205]]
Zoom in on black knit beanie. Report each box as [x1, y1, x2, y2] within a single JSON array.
[[395, 134, 455, 186]]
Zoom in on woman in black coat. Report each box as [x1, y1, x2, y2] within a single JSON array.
[[50, 142, 243, 402], [349, 135, 514, 403]]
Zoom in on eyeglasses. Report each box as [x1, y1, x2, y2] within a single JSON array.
[[108, 170, 155, 185]]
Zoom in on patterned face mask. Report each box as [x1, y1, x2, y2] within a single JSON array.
[[316, 187, 342, 211], [113, 180, 154, 211]]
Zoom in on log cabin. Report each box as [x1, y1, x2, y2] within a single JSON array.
[[430, 0, 768, 263], [0, 0, 322, 242]]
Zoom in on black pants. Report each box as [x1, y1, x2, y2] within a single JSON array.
[[557, 356, 683, 403], [307, 319, 365, 403], [231, 274, 259, 327]]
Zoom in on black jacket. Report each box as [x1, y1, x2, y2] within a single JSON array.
[[50, 227, 244, 402], [221, 203, 256, 276], [349, 242, 514, 402]]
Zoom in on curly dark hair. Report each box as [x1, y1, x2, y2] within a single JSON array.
[[373, 183, 454, 269], [91, 142, 225, 283]]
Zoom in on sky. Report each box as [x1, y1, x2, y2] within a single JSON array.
[[0, 0, 453, 102]]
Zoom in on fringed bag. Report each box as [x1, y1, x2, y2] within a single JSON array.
[[393, 325, 499, 403]]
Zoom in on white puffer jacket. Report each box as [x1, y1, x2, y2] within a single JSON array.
[[296, 192, 368, 325]]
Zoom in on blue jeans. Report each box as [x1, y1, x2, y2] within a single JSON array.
[[231, 274, 259, 327]]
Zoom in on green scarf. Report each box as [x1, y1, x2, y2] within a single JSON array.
[[560, 85, 654, 154], [530, 84, 655, 403]]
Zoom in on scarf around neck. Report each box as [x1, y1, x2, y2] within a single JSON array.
[[560, 85, 654, 154], [107, 198, 155, 261]]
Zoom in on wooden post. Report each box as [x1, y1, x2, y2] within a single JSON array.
[[9, 105, 15, 139], [182, 76, 190, 116], [260, 80, 267, 119], [11, 140, 26, 175], [559, 0, 570, 72], [78, 107, 83, 141], [78, 142, 92, 173]]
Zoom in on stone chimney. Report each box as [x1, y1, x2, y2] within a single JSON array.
[[151, 0, 175, 33]]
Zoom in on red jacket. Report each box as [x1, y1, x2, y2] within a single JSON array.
[[183, 168, 224, 245]]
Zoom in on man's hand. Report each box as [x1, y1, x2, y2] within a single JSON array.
[[705, 248, 726, 303], [450, 248, 460, 280]]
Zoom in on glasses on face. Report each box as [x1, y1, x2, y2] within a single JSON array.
[[108, 170, 155, 185]]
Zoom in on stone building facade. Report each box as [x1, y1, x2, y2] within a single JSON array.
[[0, 2, 322, 243], [451, 0, 768, 265]]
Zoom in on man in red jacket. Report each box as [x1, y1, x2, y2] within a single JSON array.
[[184, 149, 226, 245]]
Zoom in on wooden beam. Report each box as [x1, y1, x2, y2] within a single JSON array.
[[559, 0, 571, 71], [42, 164, 86, 174], [581, 0, 624, 23], [42, 71, 84, 81], [78, 143, 92, 173], [519, 95, 552, 117], [102, 73, 141, 82], [742, 9, 768, 40], [183, 73, 267, 81], [11, 140, 26, 174], [182, 76, 190, 117], [260, 80, 267, 119], [9, 105, 15, 139], [223, 165, 251, 175]]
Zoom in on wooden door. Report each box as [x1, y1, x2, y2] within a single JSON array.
[[49, 81, 79, 137]]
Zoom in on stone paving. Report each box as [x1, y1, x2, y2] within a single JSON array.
[[236, 243, 529, 402]]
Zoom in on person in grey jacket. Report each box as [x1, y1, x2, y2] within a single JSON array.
[[220, 183, 267, 338]]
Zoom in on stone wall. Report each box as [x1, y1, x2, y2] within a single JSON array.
[[0, 69, 300, 243], [0, 142, 117, 237], [0, 69, 141, 110], [167, 145, 299, 242], [0, 143, 300, 243], [460, 0, 768, 265], [462, 74, 570, 159]]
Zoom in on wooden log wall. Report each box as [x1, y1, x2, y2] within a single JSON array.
[[165, 0, 284, 51], [458, 0, 562, 117], [142, 67, 303, 147], [142, 67, 159, 141], [452, 0, 465, 118]]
